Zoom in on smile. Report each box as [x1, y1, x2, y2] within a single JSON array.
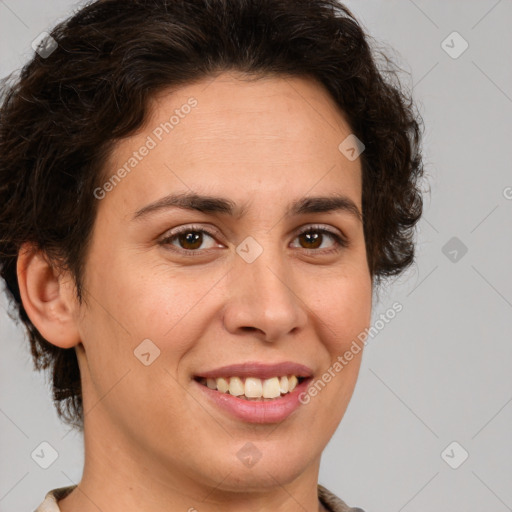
[[194, 375, 306, 400]]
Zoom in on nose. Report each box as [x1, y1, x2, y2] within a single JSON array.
[[222, 246, 308, 343]]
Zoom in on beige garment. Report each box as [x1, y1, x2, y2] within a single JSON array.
[[35, 483, 364, 511]]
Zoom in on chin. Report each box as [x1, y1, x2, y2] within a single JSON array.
[[214, 461, 309, 493], [219, 443, 318, 490]]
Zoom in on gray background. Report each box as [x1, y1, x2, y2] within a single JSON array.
[[1, 1, 511, 510]]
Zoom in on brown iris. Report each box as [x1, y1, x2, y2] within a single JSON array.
[[299, 231, 322, 249], [178, 231, 203, 250]]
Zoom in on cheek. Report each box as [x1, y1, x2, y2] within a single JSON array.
[[309, 267, 372, 350], [90, 257, 224, 359]]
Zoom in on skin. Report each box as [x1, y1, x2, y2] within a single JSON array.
[[18, 72, 372, 512]]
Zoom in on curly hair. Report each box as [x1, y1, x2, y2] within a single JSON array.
[[0, 0, 424, 430]]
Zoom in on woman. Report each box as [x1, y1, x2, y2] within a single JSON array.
[[0, 0, 424, 510]]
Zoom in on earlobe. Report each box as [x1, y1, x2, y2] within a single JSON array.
[[16, 243, 81, 349]]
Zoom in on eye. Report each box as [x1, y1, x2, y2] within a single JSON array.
[[291, 225, 348, 253], [159, 224, 348, 256], [159, 225, 222, 255]]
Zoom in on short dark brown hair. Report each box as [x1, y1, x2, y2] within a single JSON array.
[[0, 0, 424, 430]]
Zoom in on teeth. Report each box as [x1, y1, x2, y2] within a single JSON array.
[[216, 377, 229, 393], [199, 375, 304, 399], [245, 377, 263, 397], [229, 377, 244, 396], [262, 377, 281, 398], [288, 375, 298, 392]]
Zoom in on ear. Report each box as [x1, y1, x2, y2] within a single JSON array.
[[16, 243, 81, 349]]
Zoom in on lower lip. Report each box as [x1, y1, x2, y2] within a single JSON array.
[[193, 378, 312, 424]]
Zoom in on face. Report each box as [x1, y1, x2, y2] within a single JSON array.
[[73, 72, 372, 495]]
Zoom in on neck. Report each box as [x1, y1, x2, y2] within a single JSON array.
[[58, 416, 325, 512]]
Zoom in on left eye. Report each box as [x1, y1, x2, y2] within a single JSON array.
[[292, 227, 347, 251], [160, 225, 347, 254]]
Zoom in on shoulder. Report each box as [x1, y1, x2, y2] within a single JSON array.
[[318, 483, 366, 512], [34, 485, 76, 512]]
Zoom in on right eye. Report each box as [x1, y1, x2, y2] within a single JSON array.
[[159, 225, 224, 255]]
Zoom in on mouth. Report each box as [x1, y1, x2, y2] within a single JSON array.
[[192, 361, 314, 421], [193, 375, 309, 401]]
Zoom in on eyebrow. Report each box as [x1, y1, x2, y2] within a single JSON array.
[[133, 192, 362, 222]]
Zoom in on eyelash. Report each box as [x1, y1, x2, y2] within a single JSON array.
[[159, 224, 349, 256]]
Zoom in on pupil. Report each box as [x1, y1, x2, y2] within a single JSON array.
[[303, 232, 321, 249], [180, 231, 202, 249]]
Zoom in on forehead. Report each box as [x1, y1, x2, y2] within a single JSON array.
[[99, 73, 362, 216], [147, 72, 353, 157]]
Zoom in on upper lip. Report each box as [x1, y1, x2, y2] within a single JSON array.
[[194, 361, 313, 380]]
